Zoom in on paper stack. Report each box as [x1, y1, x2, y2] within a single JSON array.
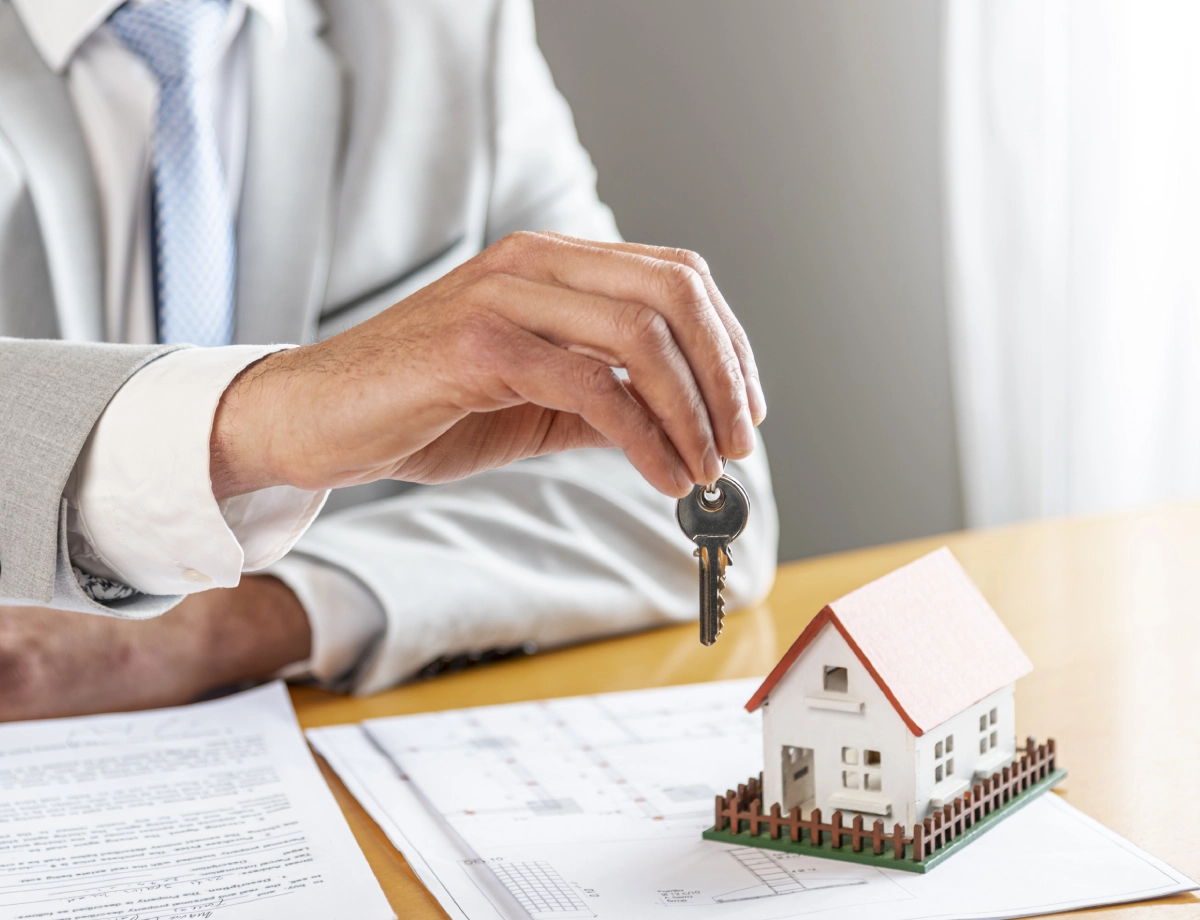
[[310, 678, 1196, 920]]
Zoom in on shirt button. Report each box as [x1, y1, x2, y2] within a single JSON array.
[[181, 567, 213, 585]]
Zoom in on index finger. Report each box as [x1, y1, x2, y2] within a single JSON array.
[[543, 233, 768, 425]]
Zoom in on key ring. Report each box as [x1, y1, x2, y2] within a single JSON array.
[[703, 457, 728, 502]]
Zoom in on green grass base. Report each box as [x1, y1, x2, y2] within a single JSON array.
[[702, 768, 1068, 873]]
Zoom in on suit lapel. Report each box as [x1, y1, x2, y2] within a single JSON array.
[[0, 3, 104, 343], [234, 0, 347, 345]]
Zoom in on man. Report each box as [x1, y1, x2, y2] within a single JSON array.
[[0, 0, 777, 720]]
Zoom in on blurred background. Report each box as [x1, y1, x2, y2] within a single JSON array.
[[533, 0, 1200, 563]]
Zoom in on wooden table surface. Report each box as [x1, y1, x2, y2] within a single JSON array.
[[292, 501, 1200, 919]]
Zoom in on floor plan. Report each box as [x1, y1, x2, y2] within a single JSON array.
[[714, 850, 866, 903], [360, 680, 909, 918], [311, 679, 1194, 920]]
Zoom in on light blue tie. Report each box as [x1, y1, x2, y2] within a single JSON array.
[[109, 0, 235, 347]]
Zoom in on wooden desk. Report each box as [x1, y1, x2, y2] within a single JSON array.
[[292, 502, 1200, 918]]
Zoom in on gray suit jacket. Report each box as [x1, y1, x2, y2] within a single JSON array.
[[0, 0, 778, 689]]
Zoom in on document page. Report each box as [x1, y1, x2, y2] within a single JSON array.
[[318, 679, 1195, 920], [0, 682, 393, 920], [309, 724, 481, 920]]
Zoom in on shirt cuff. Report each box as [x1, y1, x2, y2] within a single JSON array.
[[66, 346, 329, 596], [267, 554, 387, 686]]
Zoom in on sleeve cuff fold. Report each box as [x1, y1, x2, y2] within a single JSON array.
[[66, 345, 328, 596]]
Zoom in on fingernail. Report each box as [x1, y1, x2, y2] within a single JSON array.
[[703, 445, 723, 483], [674, 460, 695, 495], [731, 409, 755, 455], [748, 377, 768, 424]]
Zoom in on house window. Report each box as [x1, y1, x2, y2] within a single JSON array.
[[979, 714, 988, 732], [946, 758, 954, 776], [945, 735, 954, 754], [990, 708, 998, 725], [979, 738, 987, 755], [935, 740, 943, 759], [842, 747, 858, 765], [990, 731, 998, 749], [864, 750, 881, 766], [842, 771, 861, 789], [935, 764, 943, 783], [824, 666, 848, 693], [864, 773, 881, 792]]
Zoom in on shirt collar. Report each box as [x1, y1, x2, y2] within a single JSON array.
[[11, 0, 287, 73]]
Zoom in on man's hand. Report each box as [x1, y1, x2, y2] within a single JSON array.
[[209, 233, 767, 501], [0, 577, 309, 722]]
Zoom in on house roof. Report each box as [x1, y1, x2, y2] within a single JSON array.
[[745, 547, 1032, 736]]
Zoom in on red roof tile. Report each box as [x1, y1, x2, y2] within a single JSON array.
[[745, 547, 1032, 736]]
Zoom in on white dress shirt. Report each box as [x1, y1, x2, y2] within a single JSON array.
[[13, 0, 386, 684]]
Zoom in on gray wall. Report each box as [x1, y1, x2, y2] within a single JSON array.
[[533, 0, 963, 562]]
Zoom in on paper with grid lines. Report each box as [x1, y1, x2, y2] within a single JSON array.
[[310, 678, 1194, 920]]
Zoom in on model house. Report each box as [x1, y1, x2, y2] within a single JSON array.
[[745, 547, 1033, 830]]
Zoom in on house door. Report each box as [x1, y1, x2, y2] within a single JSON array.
[[781, 745, 814, 812]]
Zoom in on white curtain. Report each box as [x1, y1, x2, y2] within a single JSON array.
[[944, 0, 1200, 527]]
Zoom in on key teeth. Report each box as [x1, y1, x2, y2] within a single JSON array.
[[697, 540, 732, 646]]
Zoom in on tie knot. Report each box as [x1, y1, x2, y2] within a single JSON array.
[[109, 0, 231, 82]]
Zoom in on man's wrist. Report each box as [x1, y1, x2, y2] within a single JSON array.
[[0, 576, 313, 721], [210, 351, 293, 501]]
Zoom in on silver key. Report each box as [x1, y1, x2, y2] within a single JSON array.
[[676, 474, 750, 646]]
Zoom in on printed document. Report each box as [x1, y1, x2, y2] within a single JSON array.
[[310, 679, 1195, 920], [0, 682, 393, 920]]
